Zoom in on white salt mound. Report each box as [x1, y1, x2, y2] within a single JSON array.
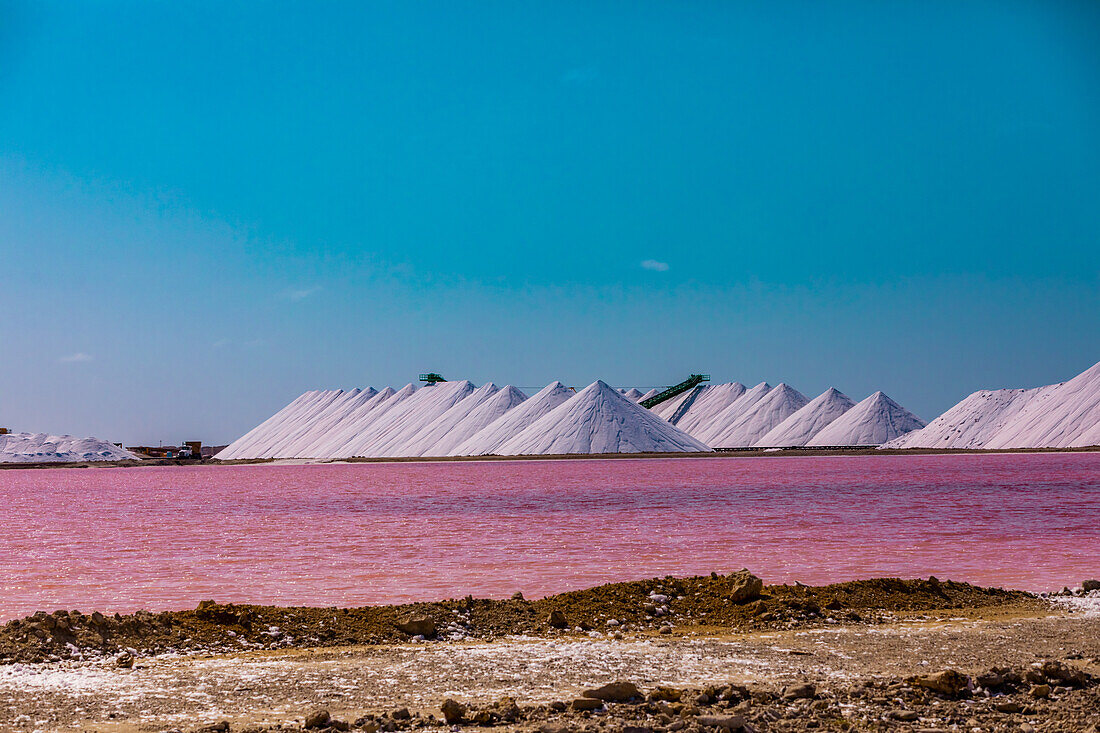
[[297, 386, 398, 458], [703, 383, 809, 448], [449, 381, 575, 456], [693, 382, 772, 444], [496, 380, 711, 455], [808, 391, 924, 447], [755, 388, 855, 447], [672, 382, 747, 433], [622, 388, 644, 402], [275, 388, 379, 458], [639, 388, 660, 402], [886, 359, 1100, 449], [425, 386, 528, 456], [355, 380, 477, 457], [0, 432, 137, 463]]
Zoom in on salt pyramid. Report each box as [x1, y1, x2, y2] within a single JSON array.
[[0, 432, 138, 463], [450, 381, 574, 456], [359, 380, 478, 457], [808, 391, 924, 447], [693, 382, 772, 445], [275, 388, 379, 458], [672, 382, 747, 432], [639, 388, 660, 402], [622, 388, 644, 402], [888, 360, 1100, 449], [299, 386, 397, 458], [329, 383, 418, 458], [755, 387, 855, 447], [703, 383, 808, 448], [427, 385, 528, 456], [496, 380, 711, 455]]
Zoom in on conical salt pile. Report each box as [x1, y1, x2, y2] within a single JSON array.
[[449, 381, 575, 456], [703, 383, 808, 448], [299, 386, 398, 458], [496, 380, 710, 455], [888, 360, 1100, 449], [672, 382, 747, 432], [425, 386, 528, 456], [357, 380, 478, 457], [755, 388, 855, 447], [693, 382, 772, 445], [808, 391, 924, 446]]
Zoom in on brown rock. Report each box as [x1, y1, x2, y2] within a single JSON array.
[[647, 686, 683, 702], [782, 683, 816, 700], [1039, 660, 1089, 687], [572, 698, 604, 711], [391, 708, 411, 720], [330, 720, 350, 732], [304, 709, 331, 729], [396, 617, 435, 637], [116, 652, 134, 669], [582, 681, 642, 702], [995, 700, 1023, 714], [1029, 684, 1051, 699], [441, 699, 466, 724], [1082, 579, 1100, 592], [695, 714, 745, 730], [891, 710, 919, 722], [727, 571, 763, 604], [548, 610, 569, 628], [913, 670, 970, 697]]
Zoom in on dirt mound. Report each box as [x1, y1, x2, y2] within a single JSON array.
[[0, 573, 1041, 664]]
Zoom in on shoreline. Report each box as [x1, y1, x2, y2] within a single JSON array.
[[1, 573, 1098, 732], [2, 444, 1098, 471]]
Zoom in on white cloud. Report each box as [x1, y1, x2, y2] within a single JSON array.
[[284, 286, 321, 302], [59, 352, 93, 363], [641, 259, 670, 272]]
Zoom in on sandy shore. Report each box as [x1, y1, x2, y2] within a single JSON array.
[[1, 575, 1098, 732]]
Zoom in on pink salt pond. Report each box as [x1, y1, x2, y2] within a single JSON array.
[[1, 452, 1098, 620]]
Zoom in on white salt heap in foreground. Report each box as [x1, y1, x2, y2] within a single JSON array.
[[0, 433, 137, 463], [886, 359, 1100, 449], [496, 380, 710, 455]]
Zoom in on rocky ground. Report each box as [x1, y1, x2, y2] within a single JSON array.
[[0, 574, 1098, 732]]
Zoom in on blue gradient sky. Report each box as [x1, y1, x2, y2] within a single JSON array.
[[2, 1, 1098, 445]]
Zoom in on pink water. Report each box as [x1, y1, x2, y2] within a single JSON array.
[[1, 452, 1098, 620]]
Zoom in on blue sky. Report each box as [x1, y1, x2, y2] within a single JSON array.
[[1, 0, 1098, 445]]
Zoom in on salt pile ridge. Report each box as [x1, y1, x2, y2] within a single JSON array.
[[693, 382, 772, 445], [496, 380, 711, 455], [355, 380, 478, 457], [622, 388, 644, 402], [703, 383, 809, 448], [807, 391, 924, 447], [298, 386, 398, 458], [449, 381, 574, 456], [0, 432, 137, 463], [755, 388, 856, 447], [886, 359, 1100, 449], [672, 383, 748, 433], [426, 386, 528, 456], [275, 388, 379, 459], [218, 390, 334, 460]]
